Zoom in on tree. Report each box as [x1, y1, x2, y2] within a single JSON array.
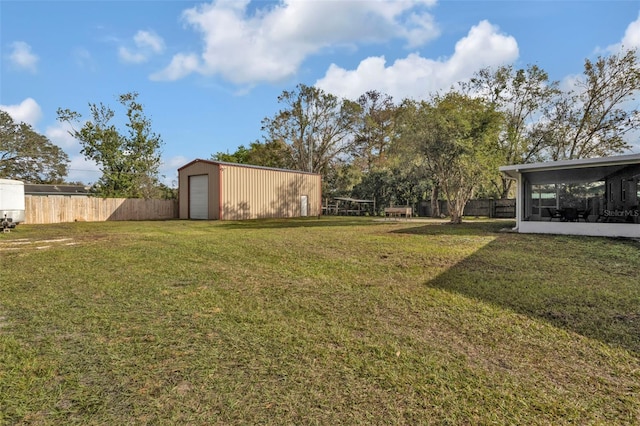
[[399, 92, 503, 224], [352, 90, 398, 170], [212, 139, 292, 169], [212, 144, 251, 164], [0, 110, 69, 183], [57, 92, 163, 198], [261, 84, 361, 174], [351, 163, 430, 215], [541, 48, 640, 161], [463, 65, 561, 197]]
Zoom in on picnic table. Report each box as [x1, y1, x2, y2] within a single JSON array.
[[384, 207, 412, 219]]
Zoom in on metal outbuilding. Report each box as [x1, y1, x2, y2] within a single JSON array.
[[178, 159, 322, 220]]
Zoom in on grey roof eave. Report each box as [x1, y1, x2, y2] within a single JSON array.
[[499, 153, 640, 178], [178, 158, 321, 176]]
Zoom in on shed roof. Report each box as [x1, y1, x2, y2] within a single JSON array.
[[178, 158, 321, 176], [334, 197, 374, 203], [499, 153, 640, 183], [24, 184, 91, 196]]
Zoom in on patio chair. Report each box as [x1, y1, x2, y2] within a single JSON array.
[[545, 207, 563, 221], [563, 207, 579, 222], [579, 208, 592, 222]]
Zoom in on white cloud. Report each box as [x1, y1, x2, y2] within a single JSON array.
[[402, 11, 439, 48], [162, 155, 190, 170], [119, 30, 165, 64], [606, 13, 640, 53], [316, 20, 519, 101], [160, 155, 189, 187], [8, 41, 38, 73], [153, 0, 439, 84], [66, 155, 101, 185], [134, 30, 165, 53], [119, 47, 147, 64], [45, 122, 100, 184], [0, 98, 42, 126], [73, 47, 97, 71], [150, 53, 200, 81], [45, 122, 79, 151]]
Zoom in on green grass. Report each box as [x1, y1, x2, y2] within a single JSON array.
[[0, 217, 639, 425]]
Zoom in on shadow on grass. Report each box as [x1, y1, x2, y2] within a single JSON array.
[[217, 216, 387, 230], [390, 219, 514, 236], [395, 221, 640, 355]]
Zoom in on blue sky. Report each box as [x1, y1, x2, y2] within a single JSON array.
[[2, 0, 640, 186]]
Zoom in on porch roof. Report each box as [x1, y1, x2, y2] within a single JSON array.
[[499, 153, 640, 184]]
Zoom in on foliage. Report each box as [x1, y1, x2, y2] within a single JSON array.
[[399, 92, 503, 223], [57, 92, 164, 198], [207, 49, 639, 217], [352, 90, 398, 170], [322, 160, 363, 200], [212, 144, 252, 163], [261, 84, 361, 174], [1, 219, 639, 424], [351, 164, 430, 214], [463, 65, 561, 197], [541, 48, 640, 160], [212, 139, 292, 169], [0, 110, 69, 183], [156, 182, 178, 200]]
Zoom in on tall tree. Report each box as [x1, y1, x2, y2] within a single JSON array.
[[57, 92, 163, 198], [399, 92, 503, 224], [261, 84, 361, 174], [353, 90, 397, 170], [0, 110, 69, 183], [541, 48, 640, 161], [463, 65, 561, 197]]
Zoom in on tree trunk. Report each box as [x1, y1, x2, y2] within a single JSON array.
[[501, 177, 513, 199], [430, 185, 440, 217], [448, 199, 464, 224]]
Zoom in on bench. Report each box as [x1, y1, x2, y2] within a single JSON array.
[[384, 207, 412, 219]]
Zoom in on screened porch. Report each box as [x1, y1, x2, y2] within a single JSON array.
[[500, 154, 640, 238]]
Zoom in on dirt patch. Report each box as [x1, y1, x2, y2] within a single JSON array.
[[0, 237, 77, 251]]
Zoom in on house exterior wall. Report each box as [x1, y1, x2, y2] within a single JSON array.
[[500, 154, 640, 238], [604, 164, 640, 211], [178, 159, 321, 220], [518, 221, 640, 238]]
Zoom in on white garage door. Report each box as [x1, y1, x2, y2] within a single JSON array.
[[189, 175, 208, 219]]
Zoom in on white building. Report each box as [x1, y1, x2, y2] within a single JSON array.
[[500, 154, 640, 238]]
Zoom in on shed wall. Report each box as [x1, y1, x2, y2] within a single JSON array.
[[178, 162, 220, 219], [221, 164, 321, 220]]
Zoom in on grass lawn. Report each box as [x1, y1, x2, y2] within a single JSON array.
[[1, 217, 639, 425]]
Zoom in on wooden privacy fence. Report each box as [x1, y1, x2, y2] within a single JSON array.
[[464, 198, 515, 218], [418, 198, 515, 218], [24, 195, 178, 224]]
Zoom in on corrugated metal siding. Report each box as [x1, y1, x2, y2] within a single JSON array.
[[178, 162, 220, 219], [221, 164, 321, 220], [179, 159, 321, 220]]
